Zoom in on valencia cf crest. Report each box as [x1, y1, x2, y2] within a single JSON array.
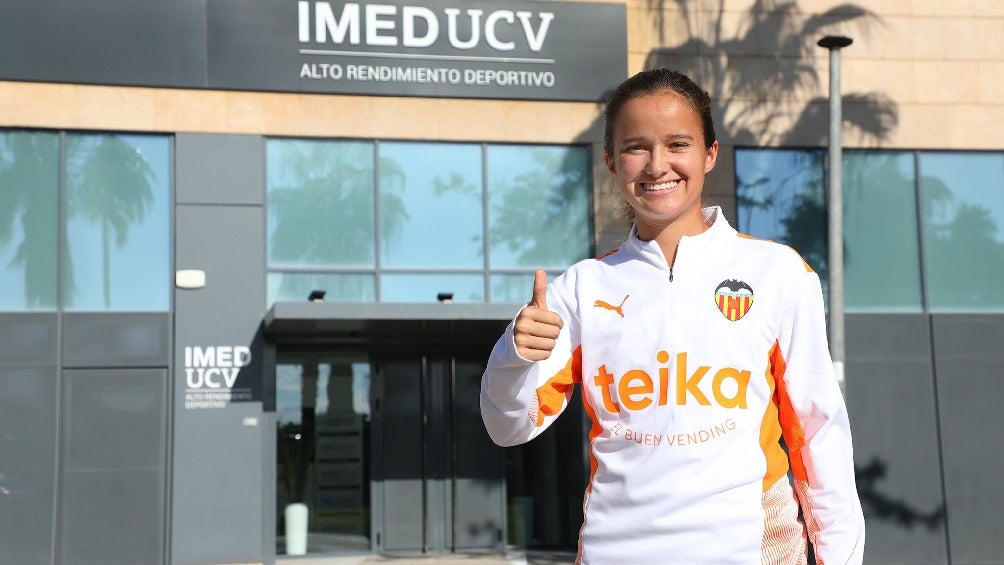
[[715, 279, 754, 321]]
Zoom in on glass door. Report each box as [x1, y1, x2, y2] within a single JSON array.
[[275, 352, 372, 556], [374, 354, 505, 555]]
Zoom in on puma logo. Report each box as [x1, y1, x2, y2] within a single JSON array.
[[594, 294, 629, 318]]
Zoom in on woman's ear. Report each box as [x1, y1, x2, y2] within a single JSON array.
[[604, 152, 617, 175], [704, 141, 719, 173]]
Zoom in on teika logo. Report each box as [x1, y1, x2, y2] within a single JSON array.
[[592, 351, 751, 413], [298, 1, 555, 52]]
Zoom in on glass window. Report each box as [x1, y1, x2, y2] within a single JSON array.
[[843, 152, 923, 312], [64, 134, 171, 311], [919, 152, 1004, 311], [267, 273, 375, 304], [380, 273, 484, 303], [267, 140, 376, 269], [378, 142, 483, 269], [735, 149, 827, 279], [488, 145, 591, 270], [0, 131, 59, 311], [266, 140, 592, 305]]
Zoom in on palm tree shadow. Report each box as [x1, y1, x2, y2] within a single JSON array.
[[855, 458, 946, 530]]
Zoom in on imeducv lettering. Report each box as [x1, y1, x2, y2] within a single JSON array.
[[298, 1, 555, 52], [593, 351, 751, 412], [184, 346, 252, 389]]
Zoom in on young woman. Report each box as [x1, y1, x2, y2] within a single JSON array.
[[480, 69, 865, 564]]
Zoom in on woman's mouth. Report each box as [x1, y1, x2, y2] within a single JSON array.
[[640, 180, 680, 192]]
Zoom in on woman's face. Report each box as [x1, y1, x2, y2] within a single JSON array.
[[604, 90, 718, 238]]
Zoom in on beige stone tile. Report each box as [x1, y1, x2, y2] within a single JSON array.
[[947, 104, 1004, 147], [972, 0, 1004, 17], [906, 17, 947, 60], [911, 0, 974, 17], [943, 17, 1004, 60], [151, 88, 225, 132], [856, 16, 916, 60], [627, 6, 692, 53], [695, 0, 758, 13], [842, 59, 916, 104], [978, 61, 1004, 104], [890, 103, 950, 148], [0, 82, 78, 128], [912, 60, 981, 104], [73, 85, 158, 131]]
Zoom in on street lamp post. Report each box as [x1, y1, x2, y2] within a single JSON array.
[[817, 35, 852, 396]]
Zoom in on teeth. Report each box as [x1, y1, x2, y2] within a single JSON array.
[[643, 180, 680, 191]]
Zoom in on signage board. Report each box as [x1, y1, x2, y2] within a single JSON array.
[[0, 0, 626, 102]]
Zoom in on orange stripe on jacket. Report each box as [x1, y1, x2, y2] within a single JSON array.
[[769, 341, 807, 483], [760, 346, 789, 491], [534, 346, 582, 427]]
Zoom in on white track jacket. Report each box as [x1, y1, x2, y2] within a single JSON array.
[[481, 207, 865, 564]]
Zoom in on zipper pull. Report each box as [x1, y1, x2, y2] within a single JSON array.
[[669, 267, 674, 283]]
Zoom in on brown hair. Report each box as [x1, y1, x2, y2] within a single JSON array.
[[603, 68, 716, 156]]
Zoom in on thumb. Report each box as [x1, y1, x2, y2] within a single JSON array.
[[529, 269, 548, 308]]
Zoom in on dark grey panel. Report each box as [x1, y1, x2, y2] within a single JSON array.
[[0, 313, 57, 364], [60, 368, 167, 565], [931, 315, 1004, 564], [379, 358, 424, 552], [62, 313, 171, 368], [454, 359, 504, 551], [0, 0, 206, 87], [176, 134, 265, 206], [0, 366, 57, 565], [172, 203, 267, 564], [844, 315, 948, 564]]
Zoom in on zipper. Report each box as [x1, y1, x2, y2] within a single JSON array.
[[669, 266, 674, 283]]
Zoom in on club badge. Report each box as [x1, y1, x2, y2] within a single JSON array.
[[715, 279, 754, 321]]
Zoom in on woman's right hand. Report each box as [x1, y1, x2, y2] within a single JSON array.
[[513, 270, 564, 361]]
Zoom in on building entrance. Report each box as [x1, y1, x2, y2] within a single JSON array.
[[373, 354, 504, 555], [273, 343, 505, 558]]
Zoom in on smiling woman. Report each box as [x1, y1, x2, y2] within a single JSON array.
[[481, 68, 866, 565]]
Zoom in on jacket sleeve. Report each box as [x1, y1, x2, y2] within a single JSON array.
[[776, 269, 866, 563], [480, 276, 581, 447]]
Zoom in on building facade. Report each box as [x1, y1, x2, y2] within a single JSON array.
[[0, 1, 1001, 564]]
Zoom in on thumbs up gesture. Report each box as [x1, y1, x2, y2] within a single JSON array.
[[514, 270, 565, 361]]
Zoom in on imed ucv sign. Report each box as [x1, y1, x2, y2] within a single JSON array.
[[208, 0, 627, 102]]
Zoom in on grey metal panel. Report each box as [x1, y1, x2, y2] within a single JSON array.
[[426, 358, 452, 552], [175, 134, 265, 206], [0, 365, 57, 565], [60, 368, 167, 565], [62, 313, 171, 368], [0, 313, 57, 363], [172, 203, 267, 564], [0, 0, 206, 87], [931, 314, 1004, 564], [844, 314, 948, 564], [454, 358, 505, 551], [379, 358, 424, 552]]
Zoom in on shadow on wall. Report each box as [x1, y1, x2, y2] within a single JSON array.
[[642, 0, 897, 147], [855, 457, 946, 531]]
